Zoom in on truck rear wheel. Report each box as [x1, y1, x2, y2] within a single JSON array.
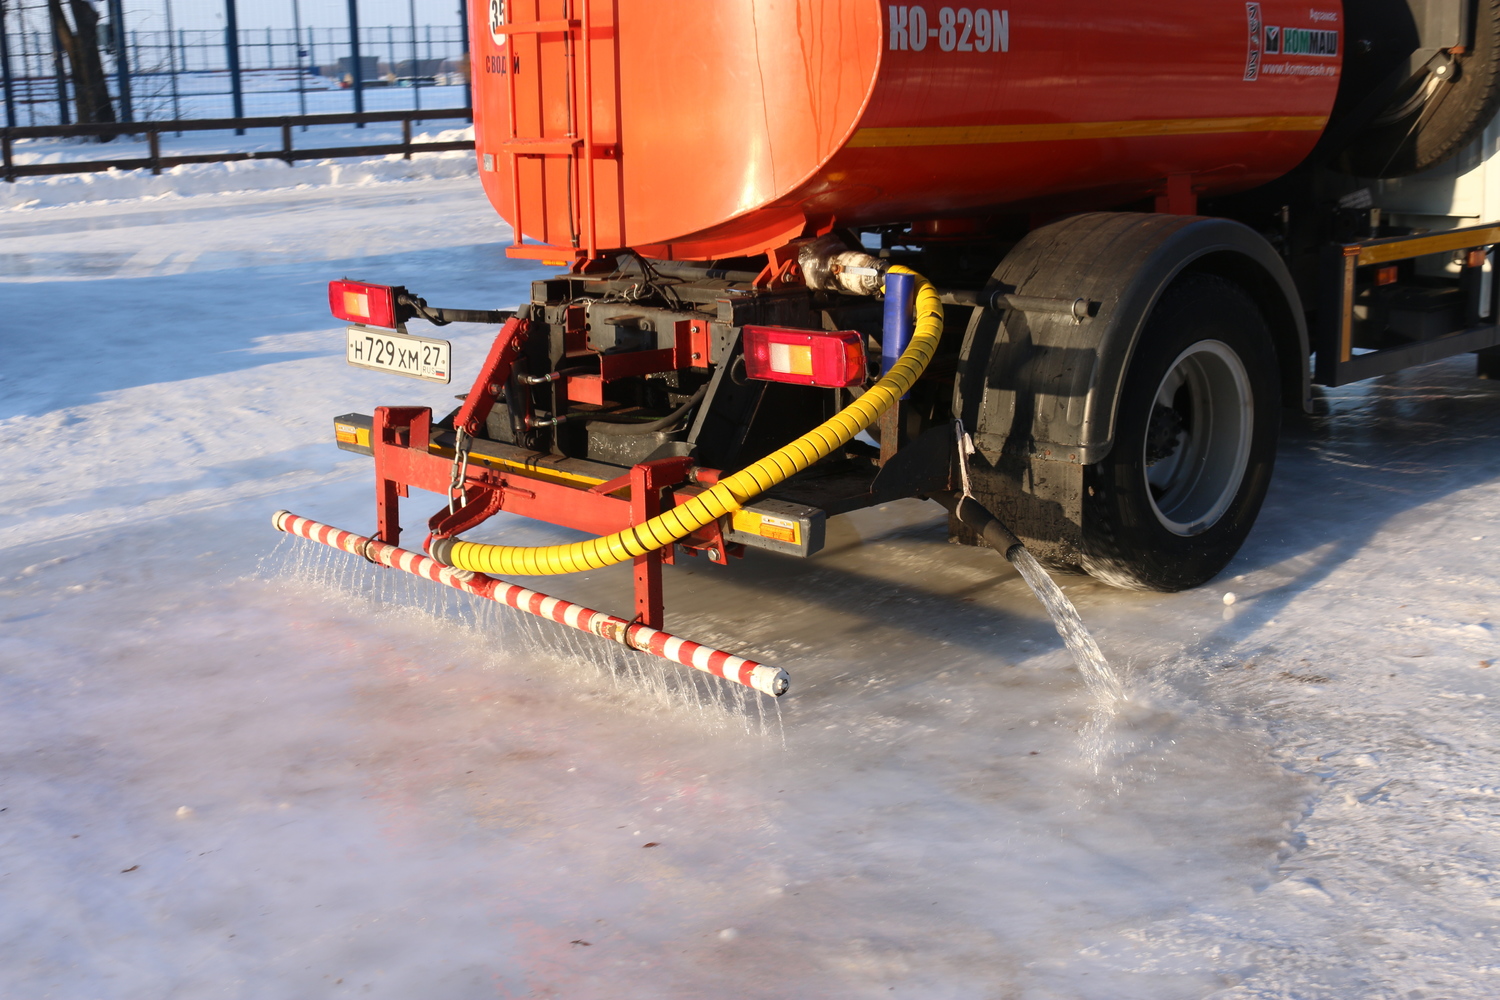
[[1339, 0, 1500, 177], [1079, 275, 1280, 591]]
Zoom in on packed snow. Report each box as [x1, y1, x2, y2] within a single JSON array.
[[3, 150, 1500, 999], [1, 123, 477, 212]]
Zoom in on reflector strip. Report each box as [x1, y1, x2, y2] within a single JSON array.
[[271, 511, 789, 697]]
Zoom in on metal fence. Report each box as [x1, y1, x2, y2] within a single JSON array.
[[0, 0, 472, 128], [2, 106, 475, 180]]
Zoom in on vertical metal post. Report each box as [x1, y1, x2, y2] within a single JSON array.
[[579, 0, 596, 256], [881, 271, 916, 388], [458, 0, 470, 119], [879, 270, 916, 464], [224, 0, 244, 130], [628, 463, 666, 631], [290, 0, 306, 122], [408, 0, 419, 117], [163, 0, 181, 123], [50, 5, 70, 126], [0, 0, 18, 130], [106, 0, 132, 121], [18, 21, 32, 125], [346, 0, 364, 123]]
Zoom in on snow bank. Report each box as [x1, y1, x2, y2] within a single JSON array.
[[0, 126, 478, 212]]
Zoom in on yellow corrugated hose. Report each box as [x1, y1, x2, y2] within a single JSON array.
[[443, 265, 942, 576]]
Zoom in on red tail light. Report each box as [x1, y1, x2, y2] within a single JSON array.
[[329, 280, 397, 329], [742, 326, 867, 388]]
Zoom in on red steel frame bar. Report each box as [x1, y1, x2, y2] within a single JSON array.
[[579, 0, 597, 258], [363, 316, 737, 635], [369, 402, 728, 631], [272, 511, 789, 697]]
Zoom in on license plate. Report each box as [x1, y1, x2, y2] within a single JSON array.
[[345, 324, 451, 383]]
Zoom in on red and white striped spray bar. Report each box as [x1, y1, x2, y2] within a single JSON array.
[[272, 511, 790, 697]]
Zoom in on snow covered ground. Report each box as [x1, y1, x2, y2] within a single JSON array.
[[3, 159, 1500, 999], [1, 123, 476, 212]]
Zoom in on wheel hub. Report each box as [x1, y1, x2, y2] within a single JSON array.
[[1142, 340, 1253, 536]]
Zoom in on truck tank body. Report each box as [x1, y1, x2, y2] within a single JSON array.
[[474, 1, 1342, 260]]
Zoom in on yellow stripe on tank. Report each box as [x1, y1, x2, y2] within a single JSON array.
[[846, 116, 1330, 148]]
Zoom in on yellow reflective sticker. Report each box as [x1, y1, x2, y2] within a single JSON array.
[[334, 423, 370, 448], [732, 509, 799, 544]]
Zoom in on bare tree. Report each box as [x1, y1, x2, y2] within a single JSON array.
[[48, 0, 115, 130]]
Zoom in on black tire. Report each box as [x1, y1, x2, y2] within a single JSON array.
[[1079, 275, 1280, 592], [1340, 0, 1500, 178]]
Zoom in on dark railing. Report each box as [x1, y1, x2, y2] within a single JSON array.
[[1, 107, 474, 182]]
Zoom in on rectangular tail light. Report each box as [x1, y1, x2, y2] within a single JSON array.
[[329, 280, 397, 329], [742, 325, 866, 388]]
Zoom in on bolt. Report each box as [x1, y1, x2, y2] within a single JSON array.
[[708, 549, 722, 562]]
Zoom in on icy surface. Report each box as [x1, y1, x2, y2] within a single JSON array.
[[4, 176, 1500, 998]]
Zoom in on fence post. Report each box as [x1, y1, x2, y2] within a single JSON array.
[[0, 0, 15, 131], [148, 129, 160, 174], [17, 23, 31, 127], [50, 8, 71, 126], [458, 0, 470, 121], [106, 0, 133, 122], [162, 0, 181, 123], [401, 116, 410, 159], [408, 0, 420, 118], [176, 28, 186, 133], [225, 0, 244, 132], [291, 0, 307, 123], [346, 0, 364, 124], [2, 132, 13, 183]]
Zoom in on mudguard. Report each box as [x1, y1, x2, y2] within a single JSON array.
[[953, 212, 1309, 468]]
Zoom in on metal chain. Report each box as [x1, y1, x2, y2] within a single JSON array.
[[448, 427, 472, 514]]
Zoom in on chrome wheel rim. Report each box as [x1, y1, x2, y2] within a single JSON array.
[[1142, 340, 1253, 536]]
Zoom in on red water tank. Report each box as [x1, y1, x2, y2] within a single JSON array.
[[474, 1, 1341, 260]]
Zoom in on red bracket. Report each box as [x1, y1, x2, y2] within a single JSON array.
[[627, 456, 694, 630], [753, 242, 806, 291], [373, 406, 433, 546], [426, 485, 507, 545], [454, 316, 531, 436], [1155, 173, 1198, 215]]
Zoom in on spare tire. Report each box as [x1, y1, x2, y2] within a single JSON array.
[[1339, 0, 1500, 177]]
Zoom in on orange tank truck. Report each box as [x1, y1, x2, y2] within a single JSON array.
[[294, 0, 1500, 678], [472, 1, 1340, 259]]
